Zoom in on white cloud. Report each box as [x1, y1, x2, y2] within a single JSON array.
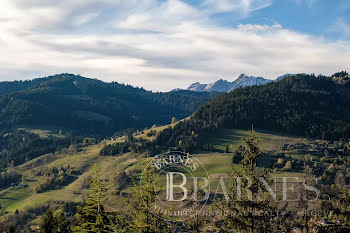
[[119, 0, 203, 32], [328, 18, 350, 39], [202, 0, 273, 15], [237, 23, 282, 31], [0, 0, 349, 92]]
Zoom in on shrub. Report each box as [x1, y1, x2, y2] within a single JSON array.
[[283, 161, 293, 171]]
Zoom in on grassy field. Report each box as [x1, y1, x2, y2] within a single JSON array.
[[135, 117, 190, 141], [200, 128, 309, 153], [135, 123, 178, 141], [17, 125, 65, 138], [1, 127, 311, 214], [1, 143, 103, 211]]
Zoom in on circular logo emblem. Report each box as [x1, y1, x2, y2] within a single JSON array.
[[140, 151, 210, 222]]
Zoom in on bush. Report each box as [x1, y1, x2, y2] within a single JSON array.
[[35, 167, 73, 193], [283, 161, 293, 171]]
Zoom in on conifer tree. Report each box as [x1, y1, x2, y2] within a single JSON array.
[[225, 145, 230, 153], [39, 208, 72, 233], [213, 130, 280, 232], [127, 162, 172, 233], [54, 209, 72, 233], [40, 209, 56, 233], [73, 167, 113, 233]]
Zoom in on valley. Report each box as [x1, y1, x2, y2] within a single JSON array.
[[0, 72, 350, 232], [1, 125, 337, 229]]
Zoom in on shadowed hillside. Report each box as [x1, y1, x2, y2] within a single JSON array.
[[0, 74, 218, 135]]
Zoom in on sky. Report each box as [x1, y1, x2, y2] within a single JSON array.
[[0, 0, 350, 92]]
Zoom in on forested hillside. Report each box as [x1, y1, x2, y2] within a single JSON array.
[[0, 74, 218, 135], [2, 72, 350, 232], [0, 131, 79, 170], [0, 77, 57, 95], [193, 73, 350, 139], [131, 73, 350, 153]]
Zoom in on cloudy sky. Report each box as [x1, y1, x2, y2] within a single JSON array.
[[0, 0, 350, 91]]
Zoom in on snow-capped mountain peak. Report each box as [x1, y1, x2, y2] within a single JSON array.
[[228, 74, 270, 92], [187, 82, 207, 92], [203, 79, 233, 92], [187, 74, 271, 93]]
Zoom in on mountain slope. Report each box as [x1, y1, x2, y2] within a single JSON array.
[[275, 73, 296, 82], [228, 74, 270, 91], [187, 82, 207, 92], [193, 73, 350, 139], [187, 74, 271, 92], [203, 79, 233, 92], [149, 73, 350, 153], [0, 74, 217, 135], [0, 76, 57, 95]]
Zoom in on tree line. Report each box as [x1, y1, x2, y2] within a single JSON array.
[[0, 130, 78, 172]]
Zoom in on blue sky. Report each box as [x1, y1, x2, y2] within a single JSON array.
[[0, 0, 349, 91], [240, 0, 350, 38]]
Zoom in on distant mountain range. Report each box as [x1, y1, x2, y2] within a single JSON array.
[[186, 73, 295, 93]]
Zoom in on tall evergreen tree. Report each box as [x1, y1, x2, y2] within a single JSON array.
[[54, 209, 72, 233], [127, 162, 171, 233], [73, 167, 113, 233], [225, 145, 230, 153], [213, 130, 281, 232], [40, 209, 56, 233]]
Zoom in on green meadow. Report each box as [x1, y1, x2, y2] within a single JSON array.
[[1, 126, 309, 214]]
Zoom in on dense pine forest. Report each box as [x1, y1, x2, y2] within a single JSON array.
[[0, 74, 218, 135], [0, 77, 56, 95], [0, 130, 79, 170], [192, 73, 350, 139]]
